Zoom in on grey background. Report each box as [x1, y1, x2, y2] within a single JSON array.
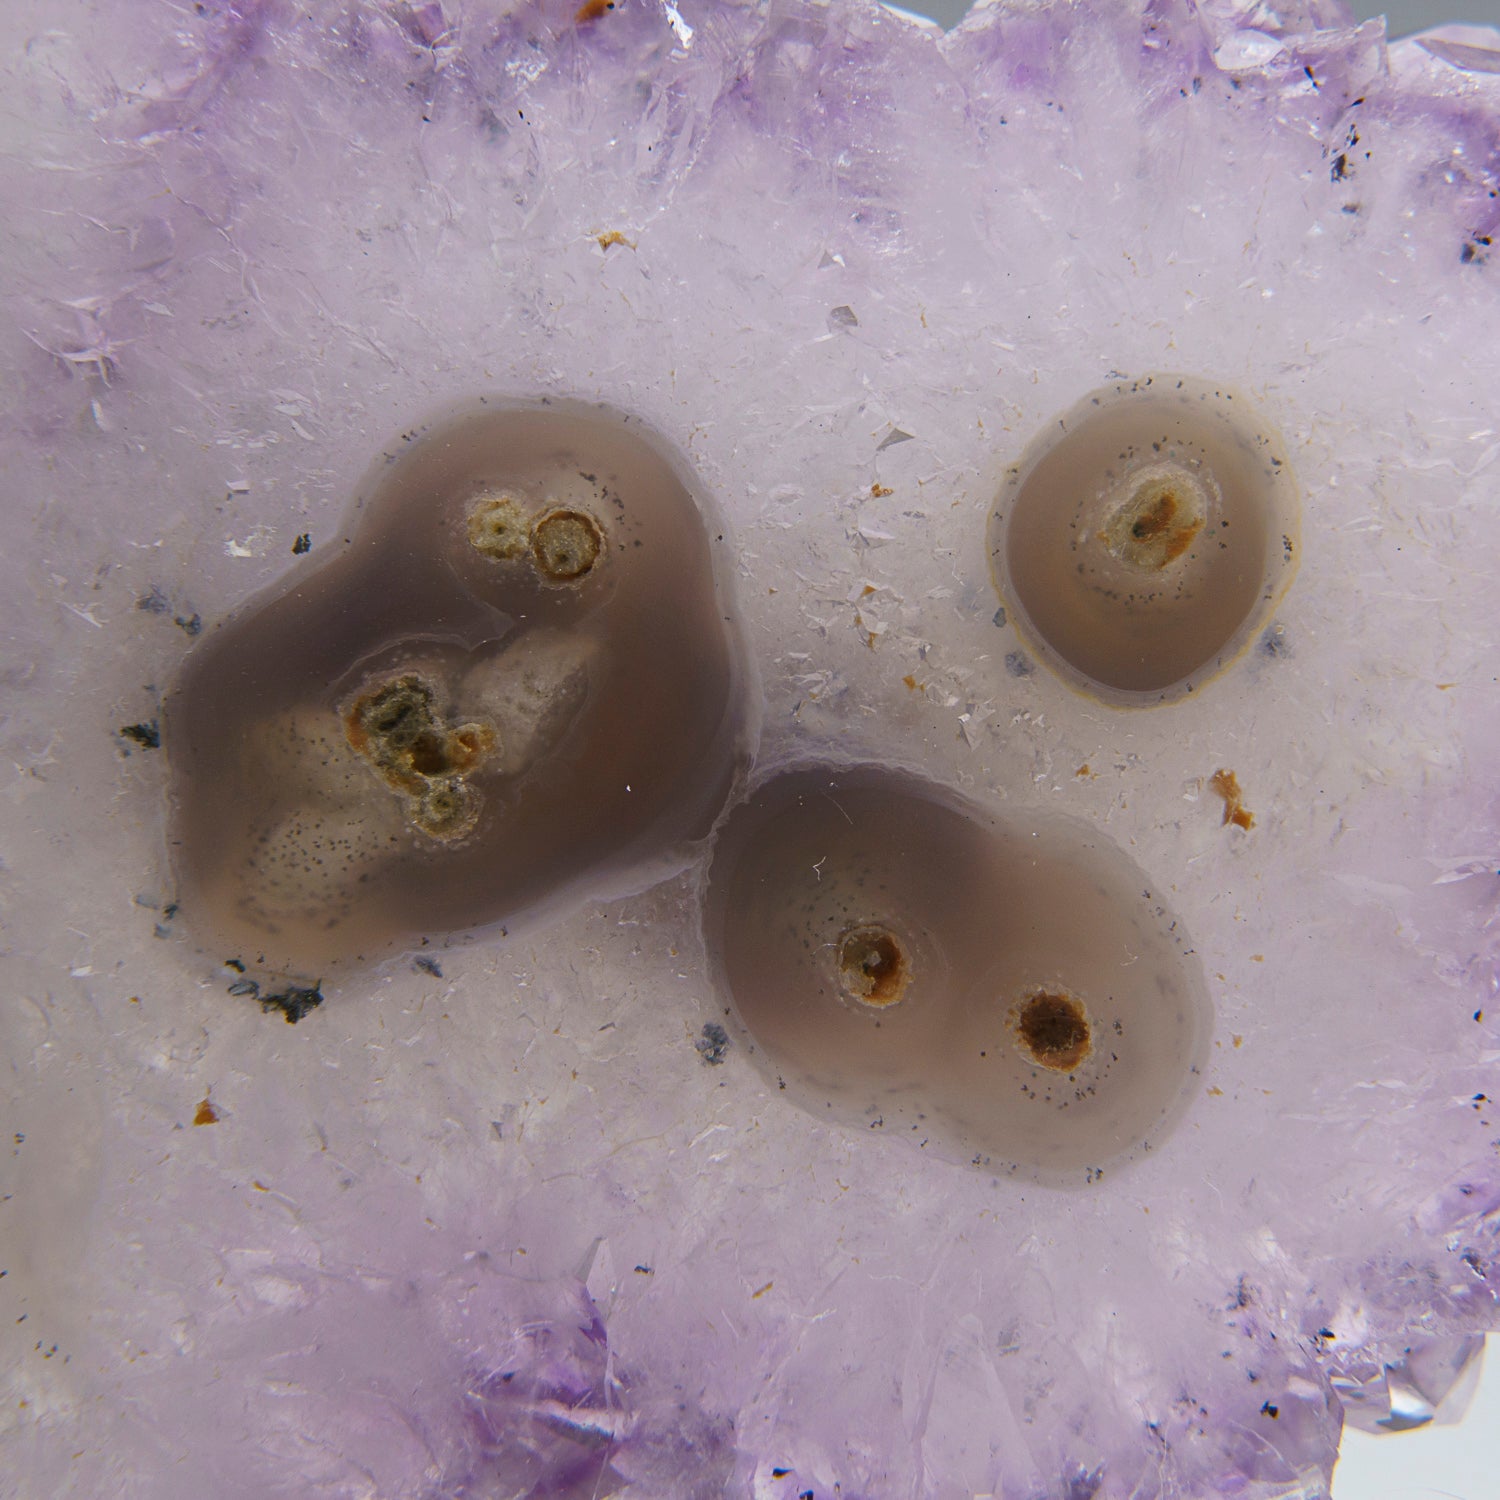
[[901, 0, 1500, 30]]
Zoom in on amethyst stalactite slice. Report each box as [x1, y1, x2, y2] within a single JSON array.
[[1, 2, 1498, 1498]]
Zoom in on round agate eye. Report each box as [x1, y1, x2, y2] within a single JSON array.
[[701, 764, 1213, 1184], [990, 375, 1300, 704], [163, 401, 748, 973]]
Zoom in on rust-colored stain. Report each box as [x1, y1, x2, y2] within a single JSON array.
[[1209, 768, 1254, 830], [192, 1096, 220, 1126], [595, 229, 635, 251], [1075, 763, 1092, 778], [1100, 478, 1206, 571], [870, 483, 893, 498], [902, 674, 919, 691], [752, 1281, 773, 1299], [575, 0, 615, 20], [1129, 491, 1203, 564]]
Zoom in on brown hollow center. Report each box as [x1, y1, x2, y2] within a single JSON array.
[[531, 507, 604, 581], [838, 924, 910, 1008], [1015, 990, 1091, 1072]]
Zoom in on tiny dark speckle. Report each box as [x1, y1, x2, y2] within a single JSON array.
[[695, 1021, 730, 1065], [121, 721, 160, 750], [292, 532, 312, 555], [1260, 1401, 1280, 1419], [413, 955, 443, 977], [1004, 650, 1035, 678], [992, 605, 1008, 628]]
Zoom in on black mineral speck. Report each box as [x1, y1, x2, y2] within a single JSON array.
[[413, 955, 443, 977], [121, 721, 161, 750], [258, 983, 324, 1024], [1004, 651, 1035, 678], [695, 1021, 731, 1065], [292, 532, 312, 555]]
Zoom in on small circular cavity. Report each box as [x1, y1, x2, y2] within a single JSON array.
[[413, 777, 482, 841], [1013, 989, 1091, 1073], [531, 507, 603, 582], [989, 374, 1300, 705], [702, 764, 1213, 1184], [466, 494, 532, 560], [838, 924, 910, 1008]]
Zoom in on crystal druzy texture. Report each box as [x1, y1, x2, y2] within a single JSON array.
[[2, 0, 1500, 1496]]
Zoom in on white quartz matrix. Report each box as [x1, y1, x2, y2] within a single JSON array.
[[2, 0, 1499, 1496]]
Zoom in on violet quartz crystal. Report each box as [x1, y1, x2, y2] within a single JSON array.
[[2, 0, 1499, 1496]]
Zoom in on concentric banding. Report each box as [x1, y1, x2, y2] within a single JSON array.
[[990, 375, 1300, 705], [702, 764, 1213, 1184]]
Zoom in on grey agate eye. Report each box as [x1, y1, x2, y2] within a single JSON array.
[[990, 375, 1300, 705], [702, 765, 1212, 1185], [163, 401, 748, 972]]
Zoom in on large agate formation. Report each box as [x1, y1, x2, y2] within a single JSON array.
[[2, 1, 1498, 1497], [165, 400, 748, 970]]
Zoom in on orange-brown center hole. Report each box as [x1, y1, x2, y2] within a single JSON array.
[[838, 925, 910, 1008], [1015, 991, 1091, 1073]]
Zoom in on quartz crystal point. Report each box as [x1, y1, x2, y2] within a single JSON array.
[[2, 1, 1499, 1497]]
